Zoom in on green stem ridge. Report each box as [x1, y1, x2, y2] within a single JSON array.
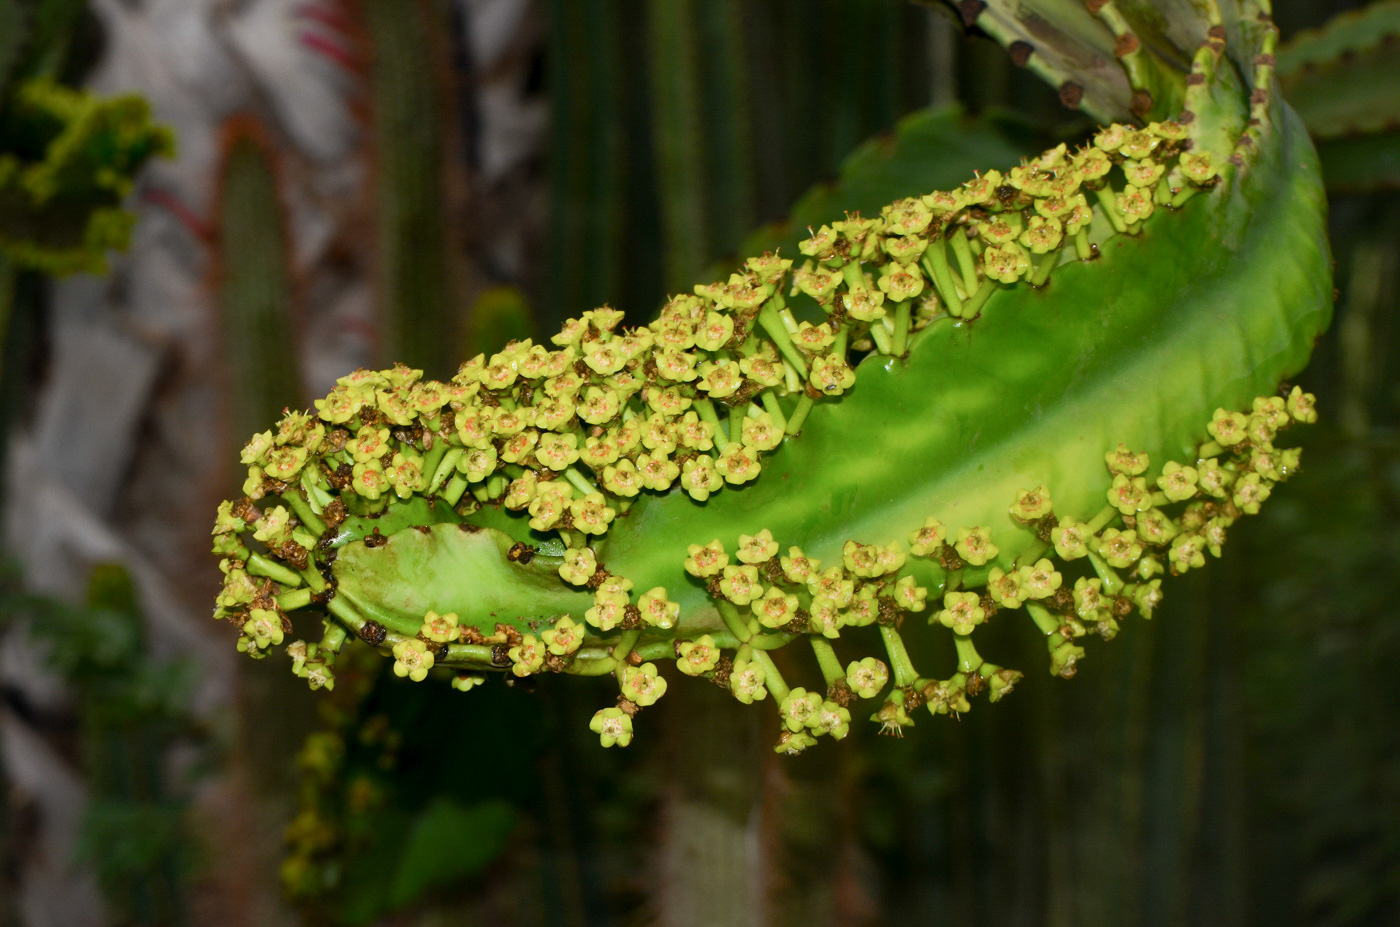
[[209, 8, 1330, 754]]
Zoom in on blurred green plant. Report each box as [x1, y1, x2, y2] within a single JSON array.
[[1, 562, 204, 926], [1279, 0, 1400, 191], [214, 117, 303, 445], [0, 0, 171, 275], [356, 0, 459, 379]]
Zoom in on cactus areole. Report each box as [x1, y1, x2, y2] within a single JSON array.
[[212, 0, 1332, 752]]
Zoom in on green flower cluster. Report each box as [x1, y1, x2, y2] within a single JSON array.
[[206, 114, 1298, 755]]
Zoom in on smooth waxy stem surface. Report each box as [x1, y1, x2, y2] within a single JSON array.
[[210, 0, 1331, 752]]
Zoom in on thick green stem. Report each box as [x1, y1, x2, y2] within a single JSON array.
[[758, 298, 809, 377], [953, 634, 983, 674], [1087, 550, 1126, 595], [809, 638, 845, 687], [694, 397, 730, 449], [785, 394, 815, 435], [960, 277, 998, 318], [922, 243, 964, 316], [248, 553, 303, 588], [950, 229, 978, 293], [282, 491, 326, 537], [1026, 602, 1060, 636], [751, 649, 789, 703], [279, 588, 313, 611], [879, 626, 918, 687]]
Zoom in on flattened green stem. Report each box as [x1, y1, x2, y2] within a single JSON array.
[[953, 634, 984, 675], [248, 553, 303, 588], [758, 297, 809, 378], [960, 277, 998, 318], [282, 491, 327, 537], [922, 245, 964, 316], [949, 230, 978, 293], [879, 625, 919, 687], [751, 649, 789, 702], [694, 398, 730, 449], [279, 588, 314, 611], [1025, 602, 1060, 636], [1086, 550, 1126, 595], [785, 394, 815, 435], [810, 638, 845, 687]]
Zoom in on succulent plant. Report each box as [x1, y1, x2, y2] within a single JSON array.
[[211, 0, 1331, 754]]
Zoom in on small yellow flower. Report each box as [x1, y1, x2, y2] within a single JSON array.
[[1010, 485, 1053, 522], [570, 493, 616, 535], [908, 517, 947, 556], [846, 658, 889, 698], [393, 639, 434, 682], [718, 565, 762, 606], [637, 587, 680, 629], [559, 548, 598, 586], [542, 617, 584, 655], [954, 526, 998, 566], [754, 586, 799, 629], [1017, 559, 1062, 599], [508, 634, 545, 677], [421, 610, 459, 643], [584, 590, 628, 632], [1096, 529, 1143, 568], [590, 708, 633, 747], [620, 662, 668, 706], [730, 530, 777, 565], [1107, 474, 1151, 515], [780, 547, 820, 583], [937, 591, 986, 635], [1105, 443, 1150, 476], [729, 659, 767, 704], [676, 635, 720, 676], [684, 540, 728, 578], [987, 567, 1024, 609]]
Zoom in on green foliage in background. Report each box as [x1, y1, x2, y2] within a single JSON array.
[[1, 562, 204, 926], [0, 0, 171, 275]]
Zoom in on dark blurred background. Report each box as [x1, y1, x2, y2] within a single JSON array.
[[0, 0, 1397, 924]]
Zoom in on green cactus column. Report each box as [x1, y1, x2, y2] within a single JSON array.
[[360, 0, 458, 379], [214, 122, 301, 442]]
